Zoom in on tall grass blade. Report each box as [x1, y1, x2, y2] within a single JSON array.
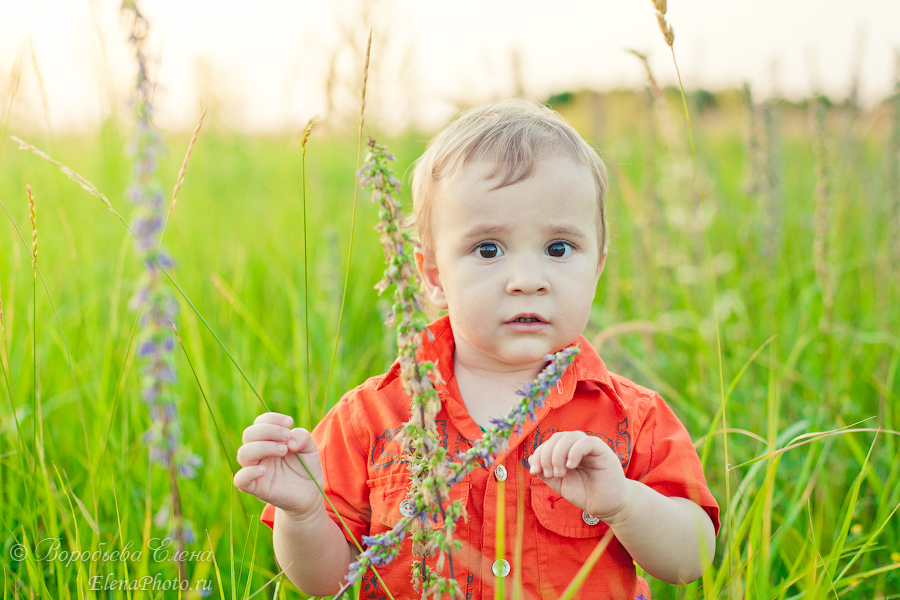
[[323, 29, 372, 416]]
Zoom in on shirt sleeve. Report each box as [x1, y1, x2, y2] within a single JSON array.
[[625, 392, 721, 534], [259, 396, 372, 545]]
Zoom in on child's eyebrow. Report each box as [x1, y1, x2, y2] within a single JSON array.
[[544, 224, 590, 239], [461, 224, 509, 241], [460, 223, 590, 241]]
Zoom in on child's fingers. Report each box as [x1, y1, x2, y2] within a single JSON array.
[[548, 432, 587, 477], [254, 412, 294, 428], [288, 428, 318, 454], [242, 422, 293, 444], [528, 437, 552, 476], [233, 464, 267, 492], [236, 440, 291, 466], [529, 432, 575, 478], [564, 435, 604, 469], [530, 432, 603, 478]]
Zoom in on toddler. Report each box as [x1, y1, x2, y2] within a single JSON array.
[[234, 97, 719, 599]]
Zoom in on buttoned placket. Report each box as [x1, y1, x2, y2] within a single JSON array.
[[434, 353, 582, 599]]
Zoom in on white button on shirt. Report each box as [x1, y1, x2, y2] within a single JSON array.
[[582, 511, 601, 526], [399, 499, 416, 518], [492, 559, 511, 577], [494, 465, 507, 482]]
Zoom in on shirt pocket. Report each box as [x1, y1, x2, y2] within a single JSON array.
[[531, 479, 609, 538], [531, 480, 613, 599], [368, 472, 470, 531]]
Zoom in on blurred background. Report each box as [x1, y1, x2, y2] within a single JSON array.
[[2, 0, 900, 133], [2, 1, 900, 598]]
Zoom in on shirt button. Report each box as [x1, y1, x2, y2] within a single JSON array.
[[399, 499, 416, 518], [491, 559, 511, 578], [582, 511, 601, 526], [494, 465, 508, 482]]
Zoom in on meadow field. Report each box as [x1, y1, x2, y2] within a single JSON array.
[[1, 57, 900, 600]]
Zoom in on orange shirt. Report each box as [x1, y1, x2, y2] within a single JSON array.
[[261, 316, 719, 599]]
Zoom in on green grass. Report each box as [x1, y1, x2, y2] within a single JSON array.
[[1, 88, 899, 599]]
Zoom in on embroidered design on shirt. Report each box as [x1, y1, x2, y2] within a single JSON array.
[[522, 419, 631, 470], [371, 420, 461, 469], [371, 427, 401, 470], [360, 569, 389, 599]]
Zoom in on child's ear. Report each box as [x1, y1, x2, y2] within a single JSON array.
[[414, 248, 449, 310], [596, 251, 608, 280]]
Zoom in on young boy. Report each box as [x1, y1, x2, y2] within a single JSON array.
[[234, 97, 719, 599]]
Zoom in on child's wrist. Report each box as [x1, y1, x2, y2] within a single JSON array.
[[596, 479, 640, 527], [275, 500, 327, 528]]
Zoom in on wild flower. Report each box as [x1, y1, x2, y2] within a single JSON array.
[[122, 0, 200, 579], [811, 95, 833, 328], [449, 347, 578, 481], [889, 49, 900, 263], [348, 138, 579, 598]]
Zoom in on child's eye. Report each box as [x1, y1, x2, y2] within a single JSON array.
[[476, 242, 502, 259], [546, 241, 573, 258]]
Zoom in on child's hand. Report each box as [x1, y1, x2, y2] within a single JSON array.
[[233, 412, 324, 519], [528, 431, 634, 522]]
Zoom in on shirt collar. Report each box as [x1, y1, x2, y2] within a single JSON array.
[[376, 315, 624, 410], [376, 315, 455, 391]]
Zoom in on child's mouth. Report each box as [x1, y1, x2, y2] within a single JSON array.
[[506, 315, 546, 331]]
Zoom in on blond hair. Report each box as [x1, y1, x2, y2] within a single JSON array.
[[411, 96, 609, 256]]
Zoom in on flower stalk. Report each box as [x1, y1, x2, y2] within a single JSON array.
[[347, 138, 579, 598], [121, 0, 200, 585]]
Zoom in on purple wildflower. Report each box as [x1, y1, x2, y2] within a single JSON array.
[[138, 340, 155, 358], [357, 138, 580, 596], [122, 0, 199, 585]]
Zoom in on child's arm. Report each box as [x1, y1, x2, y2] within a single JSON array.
[[234, 413, 355, 595], [529, 431, 715, 584]]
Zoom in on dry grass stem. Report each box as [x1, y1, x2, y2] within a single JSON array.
[[627, 49, 679, 153], [322, 28, 373, 415], [359, 30, 372, 137], [13, 137, 123, 220], [169, 107, 207, 217], [591, 320, 669, 353], [301, 116, 319, 157], [29, 41, 54, 136], [652, 0, 675, 47], [627, 49, 666, 107], [1, 49, 24, 161], [27, 185, 37, 281]]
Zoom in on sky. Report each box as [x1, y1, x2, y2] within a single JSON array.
[[1, 0, 899, 133]]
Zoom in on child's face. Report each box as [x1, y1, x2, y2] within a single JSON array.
[[417, 154, 606, 373]]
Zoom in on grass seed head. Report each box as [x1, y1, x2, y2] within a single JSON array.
[[358, 30, 372, 136], [652, 0, 675, 47], [169, 107, 206, 218], [27, 184, 37, 280], [301, 116, 319, 157]]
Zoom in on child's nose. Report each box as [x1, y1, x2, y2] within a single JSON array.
[[505, 252, 548, 295]]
